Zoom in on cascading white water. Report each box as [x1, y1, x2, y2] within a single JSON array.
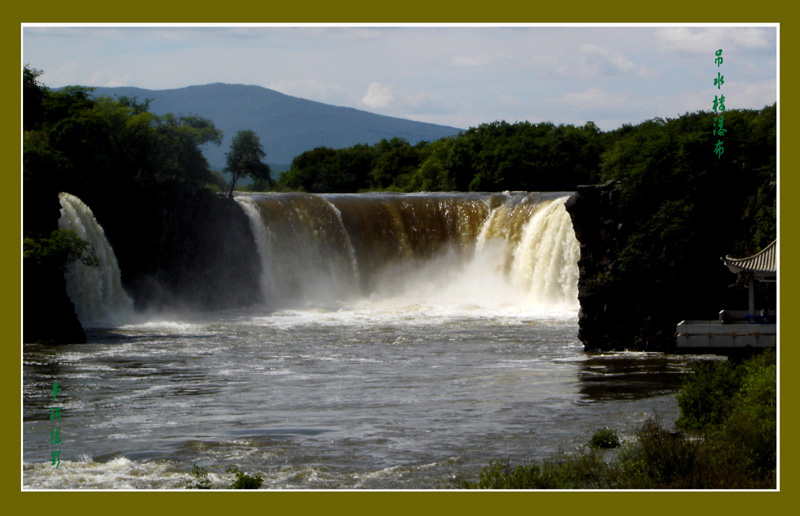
[[505, 197, 580, 308], [235, 196, 279, 304], [58, 192, 135, 327], [236, 192, 579, 312]]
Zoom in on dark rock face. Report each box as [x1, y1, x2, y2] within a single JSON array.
[[565, 181, 633, 351], [566, 181, 683, 351], [23, 262, 87, 344], [24, 183, 263, 344], [85, 183, 263, 312], [23, 195, 86, 344], [566, 181, 773, 352]]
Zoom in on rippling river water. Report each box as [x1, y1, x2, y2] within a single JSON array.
[[23, 305, 708, 489], [24, 191, 717, 489]]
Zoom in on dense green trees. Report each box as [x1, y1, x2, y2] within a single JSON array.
[[224, 129, 272, 197], [275, 108, 774, 221], [23, 65, 227, 272], [22, 65, 235, 342], [561, 106, 776, 351], [604, 107, 775, 332], [23, 67, 224, 207], [276, 120, 605, 194]]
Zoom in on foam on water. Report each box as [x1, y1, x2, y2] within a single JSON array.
[[236, 192, 579, 315]]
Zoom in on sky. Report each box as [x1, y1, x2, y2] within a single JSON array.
[[22, 24, 777, 131]]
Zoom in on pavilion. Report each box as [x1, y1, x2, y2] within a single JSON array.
[[676, 240, 777, 352]]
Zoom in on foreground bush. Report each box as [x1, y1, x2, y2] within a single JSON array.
[[184, 465, 263, 490], [460, 351, 776, 489], [589, 427, 621, 449]]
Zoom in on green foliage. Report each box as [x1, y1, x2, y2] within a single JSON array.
[[225, 129, 272, 197], [409, 137, 457, 191], [676, 359, 742, 430], [276, 145, 373, 192], [204, 170, 230, 193], [460, 448, 617, 489], [620, 421, 702, 488], [602, 107, 775, 257], [152, 112, 223, 185], [226, 467, 264, 489], [461, 352, 776, 489], [23, 65, 223, 200], [457, 121, 603, 192], [369, 138, 421, 190], [677, 351, 777, 483], [589, 427, 621, 449], [273, 105, 775, 215], [184, 465, 265, 489], [23, 229, 98, 271], [752, 183, 777, 251], [185, 464, 212, 489], [23, 65, 46, 130], [276, 120, 605, 194], [581, 107, 777, 348]]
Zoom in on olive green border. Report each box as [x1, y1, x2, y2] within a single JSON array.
[[8, 3, 790, 514]]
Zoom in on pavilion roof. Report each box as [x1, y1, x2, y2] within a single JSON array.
[[722, 240, 777, 277]]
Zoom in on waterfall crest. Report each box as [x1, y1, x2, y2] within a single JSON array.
[[58, 192, 135, 327], [236, 192, 579, 312]]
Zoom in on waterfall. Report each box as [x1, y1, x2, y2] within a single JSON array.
[[236, 192, 579, 311], [235, 196, 278, 304], [58, 192, 135, 327]]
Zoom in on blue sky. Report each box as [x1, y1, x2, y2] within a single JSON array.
[[22, 24, 777, 131]]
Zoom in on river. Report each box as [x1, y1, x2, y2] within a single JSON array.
[[22, 191, 713, 489]]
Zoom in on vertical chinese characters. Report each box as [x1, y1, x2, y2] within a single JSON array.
[[49, 382, 62, 468], [713, 49, 727, 158]]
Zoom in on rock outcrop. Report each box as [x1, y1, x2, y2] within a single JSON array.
[[23, 183, 263, 344], [565, 181, 636, 351], [566, 181, 774, 352], [84, 183, 263, 312]]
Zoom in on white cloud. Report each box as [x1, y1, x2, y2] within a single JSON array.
[[729, 79, 777, 109], [562, 88, 627, 108], [729, 28, 773, 50], [656, 27, 773, 54], [657, 27, 717, 53], [451, 55, 492, 67], [580, 43, 635, 71], [268, 78, 345, 104], [361, 82, 395, 109], [576, 43, 656, 79], [526, 54, 570, 77], [88, 70, 133, 88], [401, 91, 459, 116]]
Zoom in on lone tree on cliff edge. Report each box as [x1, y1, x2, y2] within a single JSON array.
[[225, 129, 272, 198]]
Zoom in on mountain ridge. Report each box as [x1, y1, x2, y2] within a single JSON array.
[[88, 83, 464, 170]]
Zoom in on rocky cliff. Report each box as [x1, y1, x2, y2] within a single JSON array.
[[565, 182, 639, 351], [84, 183, 263, 312], [566, 181, 774, 352], [23, 183, 263, 343]]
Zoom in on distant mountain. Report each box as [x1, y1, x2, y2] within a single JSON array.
[[89, 83, 464, 170]]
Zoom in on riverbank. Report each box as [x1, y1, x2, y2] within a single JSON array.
[[458, 350, 776, 489]]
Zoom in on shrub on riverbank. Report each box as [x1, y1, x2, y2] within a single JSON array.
[[459, 351, 776, 489], [184, 465, 264, 490]]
